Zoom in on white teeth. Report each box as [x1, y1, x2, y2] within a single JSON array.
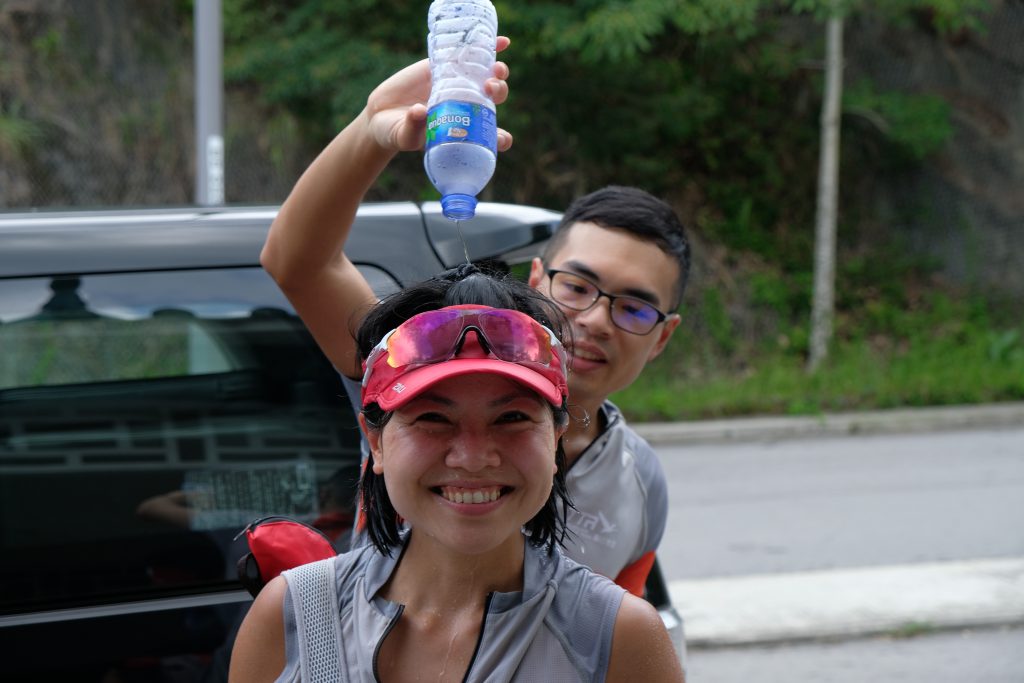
[[572, 348, 603, 361], [441, 486, 501, 504]]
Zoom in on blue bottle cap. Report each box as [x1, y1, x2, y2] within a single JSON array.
[[441, 194, 478, 220]]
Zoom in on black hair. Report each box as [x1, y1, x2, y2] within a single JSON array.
[[542, 185, 692, 308], [355, 263, 574, 556], [354, 262, 566, 351]]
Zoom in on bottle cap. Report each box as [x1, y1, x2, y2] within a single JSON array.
[[441, 193, 478, 220]]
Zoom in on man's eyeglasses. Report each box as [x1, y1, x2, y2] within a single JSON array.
[[545, 269, 670, 336]]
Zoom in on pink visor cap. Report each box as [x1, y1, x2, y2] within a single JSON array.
[[360, 307, 570, 411]]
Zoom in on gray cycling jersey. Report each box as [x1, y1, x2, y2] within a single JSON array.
[[276, 534, 625, 682], [561, 402, 668, 580]]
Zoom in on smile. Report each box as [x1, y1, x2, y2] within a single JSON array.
[[569, 343, 606, 363], [437, 486, 506, 504]]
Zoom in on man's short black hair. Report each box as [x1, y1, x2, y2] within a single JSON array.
[[542, 185, 691, 309]]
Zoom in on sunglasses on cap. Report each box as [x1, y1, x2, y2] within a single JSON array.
[[361, 305, 570, 410]]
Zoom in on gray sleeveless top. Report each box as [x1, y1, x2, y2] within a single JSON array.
[[276, 534, 625, 682]]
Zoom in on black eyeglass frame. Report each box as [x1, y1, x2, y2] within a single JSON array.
[[544, 268, 671, 336]]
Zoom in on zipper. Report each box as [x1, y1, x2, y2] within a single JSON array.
[[461, 592, 493, 683], [371, 591, 492, 683], [372, 604, 405, 683]]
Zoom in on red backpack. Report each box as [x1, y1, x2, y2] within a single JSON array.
[[235, 516, 337, 596]]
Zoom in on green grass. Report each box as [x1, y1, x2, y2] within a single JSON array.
[[613, 303, 1024, 422], [886, 621, 937, 639]]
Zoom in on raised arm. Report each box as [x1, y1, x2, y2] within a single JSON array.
[[608, 593, 686, 682], [260, 43, 512, 379]]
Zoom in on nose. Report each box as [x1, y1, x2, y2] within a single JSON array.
[[573, 294, 615, 338], [444, 427, 501, 472]]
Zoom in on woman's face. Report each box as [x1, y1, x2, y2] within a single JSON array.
[[364, 373, 564, 556]]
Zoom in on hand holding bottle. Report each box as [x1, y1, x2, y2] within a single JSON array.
[[363, 39, 511, 158]]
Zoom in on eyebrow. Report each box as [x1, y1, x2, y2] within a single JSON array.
[[488, 389, 546, 408], [558, 259, 664, 307]]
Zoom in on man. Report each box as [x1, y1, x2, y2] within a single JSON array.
[[260, 48, 690, 597], [525, 185, 688, 595]]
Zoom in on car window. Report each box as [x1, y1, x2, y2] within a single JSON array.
[[0, 268, 365, 614], [1, 313, 235, 390]]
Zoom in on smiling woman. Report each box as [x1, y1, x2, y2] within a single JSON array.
[[228, 266, 684, 683]]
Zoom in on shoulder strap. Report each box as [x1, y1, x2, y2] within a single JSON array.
[[286, 557, 345, 682]]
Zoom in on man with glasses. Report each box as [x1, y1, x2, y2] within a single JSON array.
[[525, 185, 689, 596]]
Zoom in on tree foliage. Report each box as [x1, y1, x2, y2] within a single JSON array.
[[222, 0, 986, 203], [223, 0, 425, 132], [0, 106, 41, 157], [222, 0, 993, 327]]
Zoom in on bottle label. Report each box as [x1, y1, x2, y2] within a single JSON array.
[[425, 101, 497, 153]]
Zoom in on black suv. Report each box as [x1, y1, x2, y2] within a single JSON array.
[[0, 202, 681, 681]]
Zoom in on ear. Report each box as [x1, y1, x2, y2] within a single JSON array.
[[552, 421, 568, 475], [527, 257, 546, 289], [358, 413, 385, 474], [646, 313, 681, 363]]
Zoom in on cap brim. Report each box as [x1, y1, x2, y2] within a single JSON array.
[[369, 358, 564, 411]]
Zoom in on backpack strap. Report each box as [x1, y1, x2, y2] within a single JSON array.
[[284, 557, 345, 683]]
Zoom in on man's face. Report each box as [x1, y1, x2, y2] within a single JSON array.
[[528, 221, 681, 409]]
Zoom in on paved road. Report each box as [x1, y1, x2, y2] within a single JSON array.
[[687, 625, 1024, 683], [644, 422, 1024, 678], [654, 426, 1024, 581]]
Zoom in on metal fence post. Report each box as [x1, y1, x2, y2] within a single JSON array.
[[194, 0, 224, 206]]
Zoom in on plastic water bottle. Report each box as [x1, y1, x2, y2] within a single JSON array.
[[424, 0, 498, 221]]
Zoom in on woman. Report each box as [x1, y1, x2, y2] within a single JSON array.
[[228, 268, 683, 682]]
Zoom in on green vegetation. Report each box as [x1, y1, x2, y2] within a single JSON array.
[[0, 104, 41, 157], [220, 0, 987, 210], [886, 620, 937, 639], [615, 292, 1024, 421], [0, 319, 189, 389], [5, 1, 1012, 418], [217, 0, 1010, 421]]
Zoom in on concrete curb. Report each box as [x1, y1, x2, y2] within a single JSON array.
[[633, 402, 1024, 445], [670, 557, 1024, 649]]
